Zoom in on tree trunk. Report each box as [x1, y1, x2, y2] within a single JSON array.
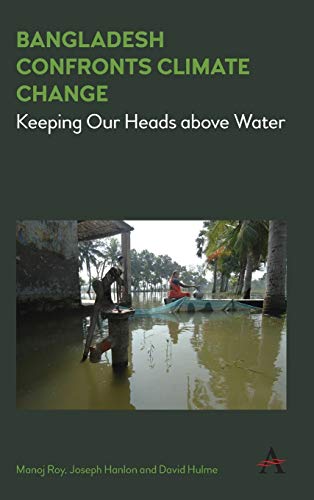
[[236, 259, 246, 296], [87, 260, 92, 299], [243, 252, 254, 299], [263, 220, 287, 316], [212, 260, 217, 294]]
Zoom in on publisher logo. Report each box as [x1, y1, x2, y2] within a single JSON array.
[[257, 447, 286, 474]]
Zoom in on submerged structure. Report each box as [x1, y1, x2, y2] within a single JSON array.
[[16, 220, 133, 313]]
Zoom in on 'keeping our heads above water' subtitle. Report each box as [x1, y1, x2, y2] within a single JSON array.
[[15, 113, 287, 135]]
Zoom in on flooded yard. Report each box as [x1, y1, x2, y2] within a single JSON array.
[[16, 294, 286, 410]]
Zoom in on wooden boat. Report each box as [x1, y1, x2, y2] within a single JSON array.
[[164, 298, 261, 313], [133, 297, 262, 317]]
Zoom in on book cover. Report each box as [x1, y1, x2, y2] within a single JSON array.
[[2, 0, 311, 497]]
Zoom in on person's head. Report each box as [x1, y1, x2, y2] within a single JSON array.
[[171, 270, 179, 279]]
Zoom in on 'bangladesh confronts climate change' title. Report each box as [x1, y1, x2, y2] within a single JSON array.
[[16, 31, 251, 102]]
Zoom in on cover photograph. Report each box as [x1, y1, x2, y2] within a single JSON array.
[[2, 0, 311, 497]]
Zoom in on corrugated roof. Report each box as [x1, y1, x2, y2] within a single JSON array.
[[78, 220, 133, 241]]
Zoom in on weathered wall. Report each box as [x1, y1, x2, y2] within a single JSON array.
[[16, 220, 78, 259], [16, 221, 81, 312]]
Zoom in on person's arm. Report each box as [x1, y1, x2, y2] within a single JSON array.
[[179, 281, 196, 288]]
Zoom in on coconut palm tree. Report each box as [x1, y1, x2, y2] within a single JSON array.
[[78, 240, 106, 298], [263, 220, 287, 315], [105, 238, 121, 266], [235, 257, 246, 296], [212, 259, 218, 294], [234, 220, 268, 298], [197, 220, 233, 294], [198, 220, 268, 299]]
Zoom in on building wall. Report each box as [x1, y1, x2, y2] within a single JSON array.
[[16, 220, 78, 259], [16, 220, 81, 312]]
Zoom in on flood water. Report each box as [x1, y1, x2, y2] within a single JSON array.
[[16, 294, 286, 410]]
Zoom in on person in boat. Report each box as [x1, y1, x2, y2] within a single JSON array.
[[168, 270, 197, 299]]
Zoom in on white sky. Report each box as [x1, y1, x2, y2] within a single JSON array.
[[80, 220, 264, 281], [126, 220, 264, 279], [126, 220, 204, 268]]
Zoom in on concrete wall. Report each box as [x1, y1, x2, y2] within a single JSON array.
[[16, 220, 78, 259], [16, 220, 81, 312]]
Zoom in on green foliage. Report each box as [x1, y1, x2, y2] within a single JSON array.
[[78, 237, 210, 294], [233, 220, 268, 263], [197, 220, 268, 265], [196, 220, 269, 295], [130, 249, 209, 292], [78, 237, 121, 296]]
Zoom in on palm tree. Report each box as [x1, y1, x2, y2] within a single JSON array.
[[78, 240, 106, 298], [105, 238, 121, 266], [263, 220, 287, 315], [198, 220, 268, 299], [235, 257, 246, 296], [212, 259, 218, 294], [197, 220, 232, 294], [234, 220, 268, 298], [242, 252, 254, 298]]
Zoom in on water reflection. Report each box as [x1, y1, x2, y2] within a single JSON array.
[[16, 299, 286, 410], [185, 313, 286, 410]]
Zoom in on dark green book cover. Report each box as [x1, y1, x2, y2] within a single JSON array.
[[2, 0, 311, 497]]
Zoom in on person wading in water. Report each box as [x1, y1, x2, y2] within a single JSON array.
[[168, 270, 197, 300]]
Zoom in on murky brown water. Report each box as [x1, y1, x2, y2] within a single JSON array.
[[16, 294, 286, 410]]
